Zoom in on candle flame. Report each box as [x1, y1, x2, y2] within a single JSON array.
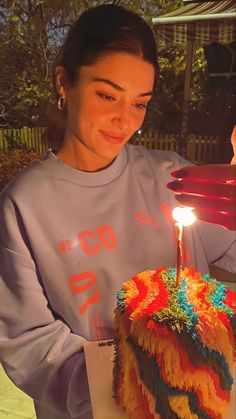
[[172, 207, 196, 226]]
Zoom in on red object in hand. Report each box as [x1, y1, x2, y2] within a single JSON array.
[[167, 164, 236, 230]]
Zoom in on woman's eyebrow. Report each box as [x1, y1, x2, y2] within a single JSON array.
[[92, 77, 152, 97], [138, 91, 153, 97], [93, 77, 123, 91]]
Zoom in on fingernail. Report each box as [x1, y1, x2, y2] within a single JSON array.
[[167, 181, 183, 191], [171, 170, 187, 178], [176, 194, 187, 202]]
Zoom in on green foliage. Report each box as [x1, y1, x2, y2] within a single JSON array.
[[145, 46, 209, 133], [0, 149, 40, 191], [4, 133, 28, 150], [191, 47, 208, 104], [1, 0, 61, 127]]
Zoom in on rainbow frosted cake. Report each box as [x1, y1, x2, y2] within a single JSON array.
[[113, 267, 236, 419]]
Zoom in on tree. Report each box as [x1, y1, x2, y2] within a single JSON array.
[[1, 1, 54, 126]]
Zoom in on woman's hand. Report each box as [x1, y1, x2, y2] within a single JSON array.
[[167, 164, 236, 230], [167, 127, 236, 230]]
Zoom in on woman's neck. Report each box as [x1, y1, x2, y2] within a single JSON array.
[[56, 136, 115, 172]]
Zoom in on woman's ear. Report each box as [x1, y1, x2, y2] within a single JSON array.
[[55, 66, 67, 98]]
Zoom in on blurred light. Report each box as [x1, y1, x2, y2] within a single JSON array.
[[172, 207, 196, 226], [137, 130, 142, 135]]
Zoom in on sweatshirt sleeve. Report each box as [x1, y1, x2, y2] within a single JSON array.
[[0, 194, 91, 417], [195, 220, 236, 273]]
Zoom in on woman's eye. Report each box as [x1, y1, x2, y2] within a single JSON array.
[[96, 91, 115, 101], [133, 102, 148, 110]]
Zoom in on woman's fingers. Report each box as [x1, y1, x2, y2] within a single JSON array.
[[175, 194, 235, 213], [167, 179, 236, 199], [191, 207, 236, 230], [167, 164, 236, 229], [174, 193, 236, 229], [171, 164, 236, 183]]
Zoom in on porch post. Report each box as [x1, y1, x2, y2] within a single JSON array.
[[179, 40, 194, 158]]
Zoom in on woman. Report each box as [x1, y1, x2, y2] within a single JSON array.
[[0, 5, 235, 419]]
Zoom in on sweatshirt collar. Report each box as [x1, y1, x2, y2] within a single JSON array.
[[42, 146, 128, 187]]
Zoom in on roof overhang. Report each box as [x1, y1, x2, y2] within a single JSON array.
[[152, 1, 236, 47], [152, 12, 234, 25]]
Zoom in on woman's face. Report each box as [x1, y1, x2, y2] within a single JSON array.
[[57, 52, 155, 170]]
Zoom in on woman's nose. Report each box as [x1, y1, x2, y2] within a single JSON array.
[[111, 102, 131, 131]]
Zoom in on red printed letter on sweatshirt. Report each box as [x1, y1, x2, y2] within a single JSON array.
[[68, 272, 101, 314], [58, 239, 74, 253], [69, 271, 96, 293], [78, 230, 101, 255], [97, 224, 117, 250], [78, 288, 101, 314], [79, 225, 117, 255]]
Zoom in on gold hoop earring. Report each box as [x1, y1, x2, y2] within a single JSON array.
[[57, 96, 66, 111]]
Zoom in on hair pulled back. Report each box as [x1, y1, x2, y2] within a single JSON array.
[[55, 4, 158, 88]]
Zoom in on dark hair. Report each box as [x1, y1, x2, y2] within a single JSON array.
[[55, 4, 158, 89], [46, 4, 158, 147]]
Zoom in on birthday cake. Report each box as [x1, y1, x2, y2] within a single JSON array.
[[113, 266, 236, 419]]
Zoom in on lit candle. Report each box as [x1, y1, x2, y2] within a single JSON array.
[[172, 207, 196, 285]]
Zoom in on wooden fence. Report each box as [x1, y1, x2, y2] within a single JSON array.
[[0, 126, 48, 154], [0, 127, 219, 164], [132, 132, 219, 164]]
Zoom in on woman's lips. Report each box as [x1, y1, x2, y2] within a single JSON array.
[[99, 130, 126, 144]]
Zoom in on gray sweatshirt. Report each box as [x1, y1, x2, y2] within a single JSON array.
[[0, 144, 235, 419]]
